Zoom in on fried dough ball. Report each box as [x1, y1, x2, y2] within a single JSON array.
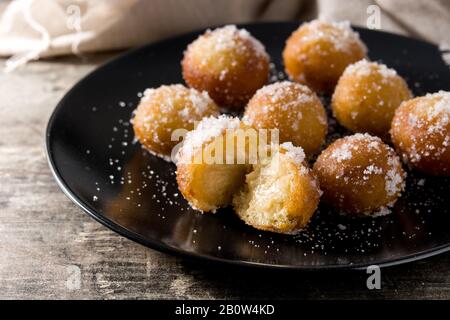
[[176, 115, 250, 212], [391, 91, 450, 176], [132, 84, 219, 161], [283, 20, 367, 94], [243, 81, 328, 157], [182, 25, 270, 110], [233, 142, 321, 234], [313, 133, 406, 216], [332, 60, 412, 138]]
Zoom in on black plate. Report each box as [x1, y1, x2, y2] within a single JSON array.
[[46, 22, 450, 270]]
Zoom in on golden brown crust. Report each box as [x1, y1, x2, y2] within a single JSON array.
[[243, 81, 328, 157], [132, 84, 219, 159], [176, 162, 198, 208], [282, 20, 367, 94], [182, 25, 270, 110], [391, 92, 450, 176], [175, 116, 250, 212], [313, 133, 405, 215], [332, 60, 412, 139]]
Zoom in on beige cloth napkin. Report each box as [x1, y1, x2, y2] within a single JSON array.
[[0, 0, 449, 71]]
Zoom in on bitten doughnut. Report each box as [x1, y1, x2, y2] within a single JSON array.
[[283, 20, 367, 94], [332, 59, 412, 138], [182, 25, 270, 110], [391, 91, 450, 176], [132, 84, 219, 160], [313, 133, 406, 216], [233, 142, 321, 234], [176, 115, 250, 212], [243, 81, 328, 157]]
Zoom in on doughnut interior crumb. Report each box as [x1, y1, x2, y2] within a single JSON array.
[[233, 144, 320, 234], [180, 161, 249, 213]]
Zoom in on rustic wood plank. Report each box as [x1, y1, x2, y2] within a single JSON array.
[[0, 55, 449, 300]]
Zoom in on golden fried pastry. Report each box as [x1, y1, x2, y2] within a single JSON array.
[[283, 20, 367, 94], [233, 142, 321, 234], [391, 91, 450, 176], [132, 84, 219, 161], [182, 25, 270, 110], [332, 59, 412, 138], [176, 115, 250, 212], [243, 81, 328, 157], [313, 133, 406, 216]]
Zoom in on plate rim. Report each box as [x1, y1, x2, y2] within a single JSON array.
[[45, 21, 450, 271]]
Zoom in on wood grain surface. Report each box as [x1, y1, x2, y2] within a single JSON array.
[[0, 54, 449, 300]]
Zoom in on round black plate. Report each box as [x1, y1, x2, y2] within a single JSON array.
[[46, 22, 450, 270]]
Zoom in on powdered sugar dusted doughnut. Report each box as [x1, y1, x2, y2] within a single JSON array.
[[313, 133, 406, 216], [391, 91, 450, 176], [283, 20, 367, 94], [132, 84, 219, 161], [332, 59, 412, 138], [182, 25, 270, 110], [243, 81, 328, 157]]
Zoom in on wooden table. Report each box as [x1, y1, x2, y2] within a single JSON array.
[[1, 54, 449, 300]]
